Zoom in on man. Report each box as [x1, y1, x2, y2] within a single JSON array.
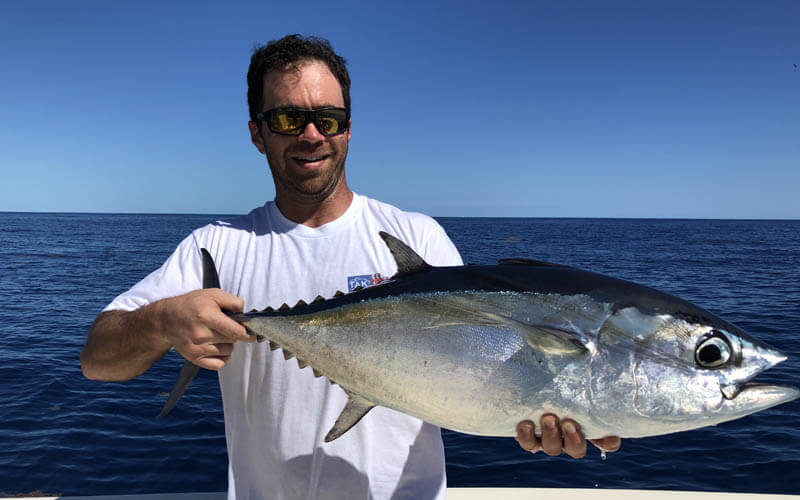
[[81, 34, 619, 499]]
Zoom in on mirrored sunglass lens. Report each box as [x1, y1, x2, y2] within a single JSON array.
[[271, 110, 307, 134], [316, 117, 339, 135], [315, 110, 347, 135]]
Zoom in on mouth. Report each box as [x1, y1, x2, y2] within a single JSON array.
[[290, 153, 330, 168]]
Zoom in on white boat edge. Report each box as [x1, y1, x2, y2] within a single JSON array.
[[4, 489, 798, 500]]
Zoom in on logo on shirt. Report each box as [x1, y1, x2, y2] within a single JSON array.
[[347, 273, 388, 292]]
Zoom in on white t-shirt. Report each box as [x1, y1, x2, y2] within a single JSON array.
[[106, 193, 463, 500]]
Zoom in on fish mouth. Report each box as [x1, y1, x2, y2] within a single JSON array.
[[721, 342, 790, 401], [722, 382, 800, 409]]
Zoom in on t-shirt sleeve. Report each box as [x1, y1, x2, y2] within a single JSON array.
[[103, 232, 204, 312], [421, 223, 463, 267]]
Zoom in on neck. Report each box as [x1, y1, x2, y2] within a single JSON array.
[[275, 181, 354, 228]]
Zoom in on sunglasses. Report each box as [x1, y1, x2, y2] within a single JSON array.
[[256, 107, 350, 137]]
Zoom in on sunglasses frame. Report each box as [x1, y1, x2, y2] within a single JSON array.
[[256, 106, 350, 137]]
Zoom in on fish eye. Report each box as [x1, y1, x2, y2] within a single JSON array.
[[695, 331, 732, 369]]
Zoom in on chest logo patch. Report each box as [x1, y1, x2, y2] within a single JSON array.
[[347, 273, 388, 292]]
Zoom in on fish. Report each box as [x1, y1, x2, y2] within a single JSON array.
[[158, 232, 798, 442]]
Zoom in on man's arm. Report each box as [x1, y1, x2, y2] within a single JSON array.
[[80, 289, 250, 381]]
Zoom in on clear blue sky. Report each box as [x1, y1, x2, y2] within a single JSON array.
[[2, 1, 798, 218]]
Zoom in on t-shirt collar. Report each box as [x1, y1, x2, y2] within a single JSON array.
[[267, 193, 364, 238]]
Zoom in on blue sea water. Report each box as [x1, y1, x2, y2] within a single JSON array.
[[1, 213, 799, 496]]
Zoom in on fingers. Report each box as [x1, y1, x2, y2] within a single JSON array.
[[560, 420, 587, 459], [515, 420, 538, 452], [589, 436, 622, 453], [188, 342, 233, 371], [183, 289, 251, 344], [157, 289, 252, 369], [539, 414, 564, 456], [206, 288, 245, 314], [515, 415, 591, 459], [203, 289, 252, 343], [195, 341, 234, 359], [197, 307, 251, 344]]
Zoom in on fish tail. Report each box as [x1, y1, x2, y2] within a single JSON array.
[[156, 248, 219, 418]]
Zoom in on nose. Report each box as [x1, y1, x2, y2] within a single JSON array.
[[298, 121, 324, 142]]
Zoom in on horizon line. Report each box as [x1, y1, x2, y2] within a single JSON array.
[[1, 210, 798, 222]]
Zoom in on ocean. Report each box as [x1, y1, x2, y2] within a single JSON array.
[[1, 213, 798, 496]]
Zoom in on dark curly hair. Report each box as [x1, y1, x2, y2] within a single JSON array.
[[247, 34, 351, 122]]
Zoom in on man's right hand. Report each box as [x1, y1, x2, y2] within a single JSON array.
[[81, 288, 252, 381], [154, 289, 252, 371]]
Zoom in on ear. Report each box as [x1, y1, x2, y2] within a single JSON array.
[[249, 121, 266, 154], [346, 117, 352, 141]]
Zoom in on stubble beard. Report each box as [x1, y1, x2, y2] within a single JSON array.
[[268, 143, 348, 204]]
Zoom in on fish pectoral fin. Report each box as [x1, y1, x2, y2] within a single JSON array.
[[478, 311, 589, 356], [416, 297, 590, 356], [324, 392, 377, 442], [517, 321, 590, 357]]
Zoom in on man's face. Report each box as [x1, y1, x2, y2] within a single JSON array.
[[249, 60, 351, 204]]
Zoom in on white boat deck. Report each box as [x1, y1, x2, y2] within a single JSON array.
[[5, 489, 797, 500]]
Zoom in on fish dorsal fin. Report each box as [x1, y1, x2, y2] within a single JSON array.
[[324, 392, 377, 442], [499, 258, 568, 268], [201, 248, 221, 288], [379, 231, 430, 276]]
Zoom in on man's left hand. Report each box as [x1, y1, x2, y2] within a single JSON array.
[[515, 414, 621, 459]]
